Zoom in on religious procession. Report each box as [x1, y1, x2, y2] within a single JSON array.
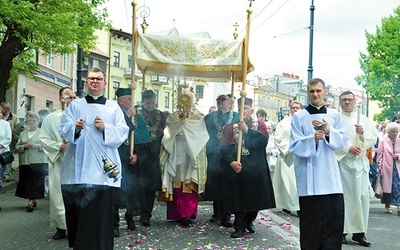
[[1, 0, 400, 250]]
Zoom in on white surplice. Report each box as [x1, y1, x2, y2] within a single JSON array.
[[290, 108, 349, 196], [58, 98, 129, 187], [273, 116, 299, 211], [39, 110, 66, 230], [336, 110, 378, 234], [0, 120, 12, 173], [0, 120, 11, 154]]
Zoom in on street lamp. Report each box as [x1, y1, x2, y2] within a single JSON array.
[[307, 0, 315, 83], [76, 46, 84, 98], [307, 0, 315, 104]]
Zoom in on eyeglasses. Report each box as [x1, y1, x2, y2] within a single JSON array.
[[340, 98, 354, 103], [62, 96, 76, 100], [87, 77, 104, 82]]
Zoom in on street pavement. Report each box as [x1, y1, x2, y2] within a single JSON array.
[[1, 175, 400, 250]]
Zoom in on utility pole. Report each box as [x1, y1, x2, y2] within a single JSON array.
[[307, 0, 315, 103], [76, 46, 84, 97], [307, 0, 315, 83]]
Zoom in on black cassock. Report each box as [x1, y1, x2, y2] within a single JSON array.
[[204, 110, 239, 200], [115, 113, 150, 214], [219, 120, 276, 213]]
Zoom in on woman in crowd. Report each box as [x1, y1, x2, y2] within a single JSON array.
[[0, 106, 12, 210], [15, 113, 48, 212], [377, 122, 400, 215]]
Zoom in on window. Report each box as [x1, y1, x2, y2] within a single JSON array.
[[195, 85, 204, 99], [113, 51, 120, 67], [46, 53, 54, 67], [61, 54, 69, 73], [113, 81, 120, 99], [46, 101, 53, 111], [25, 96, 33, 112], [93, 59, 99, 68], [128, 55, 132, 69], [164, 91, 170, 108], [154, 89, 159, 108]]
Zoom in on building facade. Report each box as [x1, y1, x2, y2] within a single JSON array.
[[11, 51, 76, 119], [7, 27, 379, 124]]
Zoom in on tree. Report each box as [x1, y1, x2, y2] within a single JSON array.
[[0, 0, 109, 102], [356, 6, 400, 121]]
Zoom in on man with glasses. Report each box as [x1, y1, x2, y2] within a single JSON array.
[[290, 78, 349, 249], [39, 86, 75, 240], [336, 91, 377, 247], [204, 94, 239, 227], [59, 68, 129, 250]]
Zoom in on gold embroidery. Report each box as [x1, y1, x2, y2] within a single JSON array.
[[233, 119, 258, 156], [139, 110, 161, 141], [214, 110, 233, 139]]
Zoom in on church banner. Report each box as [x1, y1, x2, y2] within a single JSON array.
[[136, 33, 253, 82]]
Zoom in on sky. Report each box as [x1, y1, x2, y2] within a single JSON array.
[[106, 0, 399, 90]]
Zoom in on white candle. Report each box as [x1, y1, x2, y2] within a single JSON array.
[[355, 102, 362, 146]]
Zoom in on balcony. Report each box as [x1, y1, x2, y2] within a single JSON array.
[[124, 68, 143, 79], [150, 75, 169, 85]]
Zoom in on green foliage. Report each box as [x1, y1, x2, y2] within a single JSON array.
[[0, 0, 110, 95], [1, 0, 109, 54], [357, 6, 400, 121], [8, 50, 40, 88]]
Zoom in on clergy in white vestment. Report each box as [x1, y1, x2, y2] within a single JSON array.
[[58, 68, 129, 250], [336, 91, 377, 247], [273, 101, 302, 215], [39, 87, 76, 240], [265, 121, 278, 180], [289, 78, 350, 249], [159, 88, 208, 227], [265, 132, 278, 179]]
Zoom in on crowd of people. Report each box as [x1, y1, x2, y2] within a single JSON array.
[[1, 72, 400, 249]]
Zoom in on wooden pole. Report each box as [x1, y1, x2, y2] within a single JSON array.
[[236, 6, 253, 162], [231, 22, 239, 110], [141, 13, 147, 91], [129, 1, 138, 154], [230, 71, 235, 110]]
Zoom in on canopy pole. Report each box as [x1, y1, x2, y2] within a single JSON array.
[[236, 4, 253, 162], [230, 71, 235, 111], [141, 15, 147, 92], [129, 1, 138, 155], [142, 71, 146, 91], [231, 22, 239, 111]]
